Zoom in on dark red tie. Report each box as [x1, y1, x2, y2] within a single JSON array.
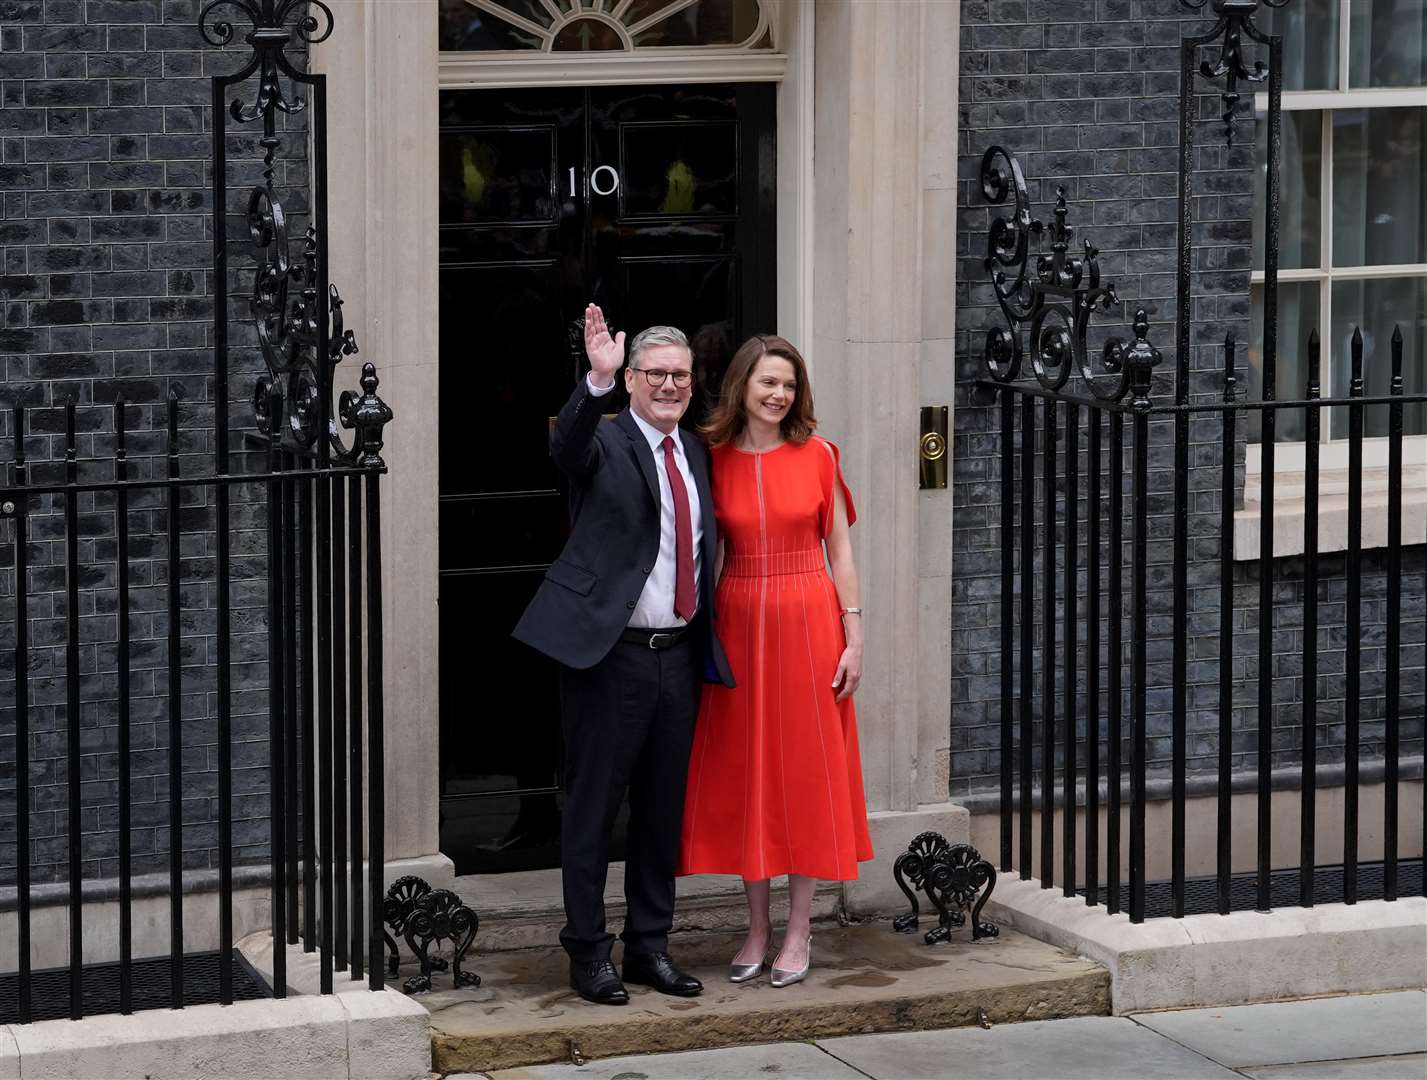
[[661, 435, 696, 622]]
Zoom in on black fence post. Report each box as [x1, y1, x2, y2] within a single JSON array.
[[1041, 400, 1057, 889], [1130, 399, 1148, 925], [12, 404, 31, 1024], [166, 393, 184, 1009], [64, 397, 82, 1020], [284, 452, 301, 944], [301, 479, 316, 952], [1019, 395, 1035, 881], [1218, 336, 1236, 915], [267, 391, 288, 998], [1301, 333, 1322, 908], [115, 400, 132, 1014], [1345, 328, 1365, 905], [1127, 313, 1160, 926], [334, 475, 349, 974], [1063, 403, 1079, 899], [348, 475, 366, 980], [1086, 408, 1102, 908], [1384, 327, 1404, 903], [367, 470, 386, 991], [1000, 392, 1015, 874], [1258, 22, 1287, 919], [1108, 412, 1123, 915]]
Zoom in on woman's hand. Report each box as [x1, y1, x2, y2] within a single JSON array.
[[832, 642, 862, 702]]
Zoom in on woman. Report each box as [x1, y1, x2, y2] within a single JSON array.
[[678, 335, 873, 987]]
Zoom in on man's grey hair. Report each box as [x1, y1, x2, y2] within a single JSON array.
[[628, 325, 691, 368]]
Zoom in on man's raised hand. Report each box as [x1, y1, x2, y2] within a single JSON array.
[[584, 303, 625, 387]]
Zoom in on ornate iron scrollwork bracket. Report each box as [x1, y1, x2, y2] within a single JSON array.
[[381, 875, 481, 994], [892, 832, 999, 944], [980, 145, 1156, 403], [1180, 0, 1294, 144], [199, 0, 392, 465]]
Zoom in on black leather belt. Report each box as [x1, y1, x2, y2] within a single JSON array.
[[620, 625, 692, 650]]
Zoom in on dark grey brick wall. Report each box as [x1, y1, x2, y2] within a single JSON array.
[[0, 0, 305, 885], [951, 0, 1426, 795]]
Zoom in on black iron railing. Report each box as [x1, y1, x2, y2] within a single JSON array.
[[978, 0, 1426, 923], [200, 0, 393, 1000], [0, 0, 391, 1023], [2, 391, 388, 1020]]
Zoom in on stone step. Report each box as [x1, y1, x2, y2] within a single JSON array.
[[457, 868, 843, 953], [417, 923, 1111, 1074]]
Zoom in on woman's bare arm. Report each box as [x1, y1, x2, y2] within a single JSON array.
[[826, 483, 862, 702]]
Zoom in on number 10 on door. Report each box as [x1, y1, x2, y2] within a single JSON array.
[[569, 166, 619, 197]]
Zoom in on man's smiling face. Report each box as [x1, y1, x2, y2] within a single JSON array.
[[626, 342, 694, 434]]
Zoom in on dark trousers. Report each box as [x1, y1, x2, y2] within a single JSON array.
[[558, 634, 700, 963]]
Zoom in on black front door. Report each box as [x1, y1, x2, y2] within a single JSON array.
[[437, 83, 776, 874]]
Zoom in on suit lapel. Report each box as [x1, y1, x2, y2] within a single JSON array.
[[615, 408, 660, 508]]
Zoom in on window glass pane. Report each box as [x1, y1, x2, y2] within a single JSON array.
[[1331, 107, 1426, 267], [1248, 281, 1321, 442], [1329, 276, 1427, 437], [624, 0, 674, 23], [631, 0, 763, 46], [1257, 0, 1341, 91], [552, 18, 624, 50], [620, 123, 739, 216], [439, 130, 557, 225], [1254, 109, 1323, 271], [1350, 0, 1427, 87], [439, 0, 547, 51]]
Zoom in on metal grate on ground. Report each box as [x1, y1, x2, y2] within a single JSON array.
[[1080, 860, 1424, 919], [0, 951, 270, 1025]]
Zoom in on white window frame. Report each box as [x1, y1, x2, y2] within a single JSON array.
[[1238, 0, 1427, 556], [1239, 0, 1427, 556], [438, 0, 786, 88]]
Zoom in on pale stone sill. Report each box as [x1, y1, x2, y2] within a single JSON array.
[[1234, 465, 1427, 560]]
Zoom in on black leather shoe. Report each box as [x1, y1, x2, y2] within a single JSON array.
[[570, 959, 629, 1005], [622, 951, 703, 997]]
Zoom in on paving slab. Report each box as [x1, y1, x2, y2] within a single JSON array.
[[467, 1041, 867, 1079], [820, 1015, 1239, 1080], [421, 924, 1110, 1074], [1132, 990, 1427, 1068], [1244, 1053, 1427, 1079]]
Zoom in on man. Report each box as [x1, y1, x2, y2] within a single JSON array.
[[514, 304, 734, 1006]]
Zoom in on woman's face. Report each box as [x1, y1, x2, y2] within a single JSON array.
[[742, 354, 797, 428]]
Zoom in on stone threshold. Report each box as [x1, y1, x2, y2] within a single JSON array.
[[414, 922, 1110, 1074], [986, 876, 1427, 1015], [465, 867, 844, 952]]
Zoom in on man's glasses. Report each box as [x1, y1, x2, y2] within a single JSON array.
[[631, 367, 693, 389]]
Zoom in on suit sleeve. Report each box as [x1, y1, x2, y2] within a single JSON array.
[[550, 377, 608, 479]]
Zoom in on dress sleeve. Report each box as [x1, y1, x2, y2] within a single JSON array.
[[817, 437, 857, 536]]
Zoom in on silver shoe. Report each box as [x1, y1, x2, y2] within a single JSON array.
[[769, 936, 811, 988], [728, 960, 764, 983]]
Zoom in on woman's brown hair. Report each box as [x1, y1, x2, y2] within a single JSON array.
[[701, 334, 818, 447]]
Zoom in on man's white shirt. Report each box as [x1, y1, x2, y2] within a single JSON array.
[[586, 373, 703, 628]]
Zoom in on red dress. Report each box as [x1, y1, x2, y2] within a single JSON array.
[[679, 437, 874, 882]]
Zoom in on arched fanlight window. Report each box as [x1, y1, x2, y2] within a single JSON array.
[[438, 0, 774, 53]]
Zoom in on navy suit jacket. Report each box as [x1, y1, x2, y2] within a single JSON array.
[[512, 378, 736, 687]]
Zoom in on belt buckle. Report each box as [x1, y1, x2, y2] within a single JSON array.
[[648, 631, 675, 650]]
